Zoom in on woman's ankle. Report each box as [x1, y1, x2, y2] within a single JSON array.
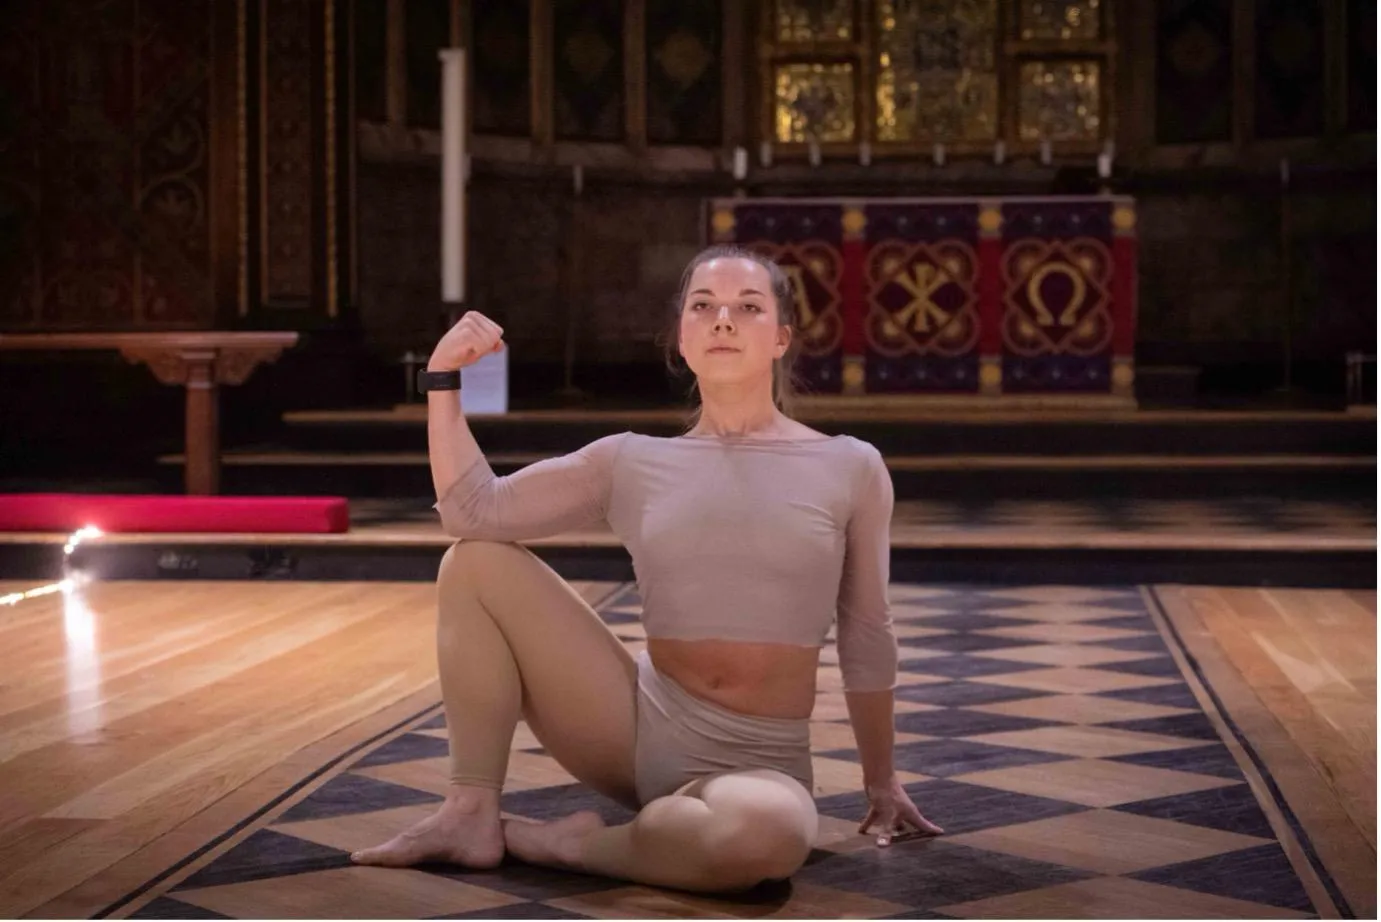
[[444, 781, 502, 812]]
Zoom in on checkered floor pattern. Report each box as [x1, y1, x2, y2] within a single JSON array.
[[120, 586, 1324, 919]]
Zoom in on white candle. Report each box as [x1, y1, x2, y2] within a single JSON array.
[[1097, 152, 1111, 178], [732, 146, 748, 180], [759, 141, 773, 168], [807, 138, 821, 167], [859, 141, 871, 167], [1039, 138, 1052, 165], [994, 140, 1006, 165], [573, 164, 584, 196], [933, 142, 945, 166], [439, 48, 467, 304]]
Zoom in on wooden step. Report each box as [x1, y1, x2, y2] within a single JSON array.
[[159, 450, 1376, 472]]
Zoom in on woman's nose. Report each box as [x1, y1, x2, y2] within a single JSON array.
[[713, 305, 734, 330]]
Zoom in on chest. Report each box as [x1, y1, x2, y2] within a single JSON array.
[[610, 448, 853, 571]]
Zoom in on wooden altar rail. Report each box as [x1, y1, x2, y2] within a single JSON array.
[[0, 332, 298, 495]]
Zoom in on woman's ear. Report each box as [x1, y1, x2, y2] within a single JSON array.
[[776, 324, 792, 358]]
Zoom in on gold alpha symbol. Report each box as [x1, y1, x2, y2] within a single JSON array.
[[892, 262, 952, 334]]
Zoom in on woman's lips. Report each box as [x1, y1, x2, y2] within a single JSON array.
[[707, 346, 741, 354]]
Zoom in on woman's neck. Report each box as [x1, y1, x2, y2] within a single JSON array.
[[690, 384, 783, 438]]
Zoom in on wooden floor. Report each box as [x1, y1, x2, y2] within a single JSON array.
[[0, 578, 1372, 918], [0, 580, 611, 918], [1155, 585, 1377, 914]]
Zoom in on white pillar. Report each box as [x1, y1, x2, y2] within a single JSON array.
[[439, 48, 467, 304]]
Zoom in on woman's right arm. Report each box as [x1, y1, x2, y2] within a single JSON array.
[[427, 312, 621, 542]]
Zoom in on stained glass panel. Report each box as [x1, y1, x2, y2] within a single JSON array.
[[774, 63, 856, 142], [1018, 60, 1101, 140], [875, 0, 998, 142], [776, 0, 855, 42], [1020, 0, 1102, 40]]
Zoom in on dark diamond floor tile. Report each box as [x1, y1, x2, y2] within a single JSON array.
[[1091, 634, 1171, 653], [1075, 594, 1148, 612], [129, 897, 234, 919], [901, 632, 1041, 654], [904, 656, 1045, 679], [354, 732, 451, 768], [880, 911, 955, 919], [1114, 783, 1272, 838], [1096, 683, 1201, 710], [906, 593, 1038, 614], [416, 713, 448, 731], [432, 903, 593, 919], [1095, 656, 1183, 678], [501, 783, 637, 827], [895, 681, 1054, 708], [906, 614, 1040, 634], [1081, 614, 1156, 632], [598, 609, 642, 625], [601, 586, 641, 609], [1108, 744, 1245, 780], [278, 772, 442, 822], [820, 738, 1071, 779], [1132, 844, 1315, 912], [894, 709, 1059, 738], [797, 839, 1090, 908], [1102, 712, 1222, 742], [173, 829, 353, 890], [424, 858, 619, 901]]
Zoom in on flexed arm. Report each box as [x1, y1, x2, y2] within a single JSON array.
[[427, 311, 622, 541]]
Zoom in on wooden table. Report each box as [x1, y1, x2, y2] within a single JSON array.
[[0, 332, 299, 494]]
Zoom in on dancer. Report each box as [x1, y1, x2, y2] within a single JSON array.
[[353, 246, 941, 892]]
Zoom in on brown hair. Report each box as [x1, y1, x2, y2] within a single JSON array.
[[662, 245, 802, 423]]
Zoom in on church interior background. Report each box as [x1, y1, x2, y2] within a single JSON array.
[[0, 1, 1374, 918]]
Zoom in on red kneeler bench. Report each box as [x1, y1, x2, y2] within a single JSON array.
[[0, 494, 350, 534]]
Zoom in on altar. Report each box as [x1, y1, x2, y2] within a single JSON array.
[[707, 196, 1138, 406]]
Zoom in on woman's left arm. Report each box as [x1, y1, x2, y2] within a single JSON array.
[[837, 446, 943, 844]]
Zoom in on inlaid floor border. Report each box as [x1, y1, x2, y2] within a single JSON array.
[[1145, 586, 1364, 919]]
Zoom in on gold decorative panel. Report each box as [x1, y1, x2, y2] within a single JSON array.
[[1020, 0, 1102, 40], [1018, 60, 1101, 141], [775, 0, 855, 42], [875, 0, 998, 142], [774, 63, 857, 142]]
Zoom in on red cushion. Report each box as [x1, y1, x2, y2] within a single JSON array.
[[0, 494, 350, 534]]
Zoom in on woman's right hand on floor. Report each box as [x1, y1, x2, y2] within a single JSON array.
[[430, 311, 506, 372]]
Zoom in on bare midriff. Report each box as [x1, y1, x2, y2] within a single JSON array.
[[648, 637, 821, 719]]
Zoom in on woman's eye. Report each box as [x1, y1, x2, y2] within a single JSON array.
[[690, 301, 710, 311], [744, 303, 763, 313]]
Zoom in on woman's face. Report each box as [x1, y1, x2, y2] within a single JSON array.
[[677, 257, 790, 390]]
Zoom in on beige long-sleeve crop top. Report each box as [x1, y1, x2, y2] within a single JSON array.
[[435, 432, 898, 692]]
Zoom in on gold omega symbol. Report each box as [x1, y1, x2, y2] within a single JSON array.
[[1026, 261, 1087, 327]]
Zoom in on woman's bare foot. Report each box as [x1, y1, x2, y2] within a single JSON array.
[[502, 811, 606, 872], [351, 790, 505, 869]]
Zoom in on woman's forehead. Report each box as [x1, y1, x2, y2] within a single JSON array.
[[689, 257, 771, 290]]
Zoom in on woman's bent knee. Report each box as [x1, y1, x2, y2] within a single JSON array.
[[439, 539, 526, 586], [706, 791, 815, 888]]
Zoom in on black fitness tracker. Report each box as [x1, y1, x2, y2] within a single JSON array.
[[417, 369, 463, 392]]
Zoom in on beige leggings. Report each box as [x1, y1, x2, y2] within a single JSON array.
[[436, 539, 819, 892]]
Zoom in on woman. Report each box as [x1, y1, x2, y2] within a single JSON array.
[[353, 246, 942, 892]]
